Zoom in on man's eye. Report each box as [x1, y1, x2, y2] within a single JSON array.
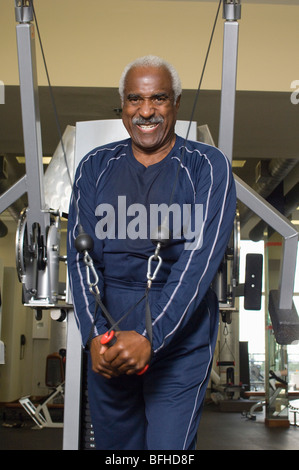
[[153, 95, 168, 104], [128, 96, 140, 104]]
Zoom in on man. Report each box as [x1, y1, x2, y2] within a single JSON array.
[[67, 55, 236, 450]]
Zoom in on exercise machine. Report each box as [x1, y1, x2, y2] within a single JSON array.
[[19, 351, 65, 428]]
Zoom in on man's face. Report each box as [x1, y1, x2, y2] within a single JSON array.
[[122, 66, 180, 156]]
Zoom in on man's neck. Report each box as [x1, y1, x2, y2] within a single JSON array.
[[132, 136, 176, 168]]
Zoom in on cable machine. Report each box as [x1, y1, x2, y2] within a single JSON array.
[[0, 0, 298, 449]]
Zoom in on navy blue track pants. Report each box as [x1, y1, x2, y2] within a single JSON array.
[[87, 285, 219, 450]]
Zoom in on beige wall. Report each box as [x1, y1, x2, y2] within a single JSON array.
[[1, 0, 298, 92]]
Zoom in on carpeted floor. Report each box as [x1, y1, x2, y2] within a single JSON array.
[[1, 401, 298, 451]]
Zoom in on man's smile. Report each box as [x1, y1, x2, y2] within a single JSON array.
[[132, 116, 164, 134], [136, 122, 161, 132]]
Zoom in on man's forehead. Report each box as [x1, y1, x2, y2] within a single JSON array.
[[124, 65, 173, 90]]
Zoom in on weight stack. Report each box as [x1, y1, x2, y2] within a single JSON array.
[[80, 352, 96, 450]]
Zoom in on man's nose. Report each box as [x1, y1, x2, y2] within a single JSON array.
[[139, 99, 155, 118]]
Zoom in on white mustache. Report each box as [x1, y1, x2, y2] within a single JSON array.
[[132, 117, 164, 125]]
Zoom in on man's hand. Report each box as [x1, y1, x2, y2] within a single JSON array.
[[104, 331, 151, 376], [90, 331, 151, 379], [90, 335, 121, 379]]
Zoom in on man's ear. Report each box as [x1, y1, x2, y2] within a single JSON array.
[[175, 94, 181, 111]]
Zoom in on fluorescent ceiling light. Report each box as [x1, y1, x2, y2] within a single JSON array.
[[232, 160, 246, 168], [16, 156, 52, 164]]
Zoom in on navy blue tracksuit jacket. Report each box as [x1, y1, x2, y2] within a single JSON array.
[[67, 134, 236, 450]]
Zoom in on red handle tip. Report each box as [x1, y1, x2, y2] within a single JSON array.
[[137, 364, 149, 375], [100, 330, 115, 345]]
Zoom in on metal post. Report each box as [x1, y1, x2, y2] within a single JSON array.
[[63, 310, 83, 450], [218, 0, 298, 335], [218, 1, 241, 163], [235, 175, 298, 311], [13, 1, 61, 305], [15, 1, 49, 238], [0, 176, 27, 214]]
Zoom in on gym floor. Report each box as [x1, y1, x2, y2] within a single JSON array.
[[0, 401, 298, 451]]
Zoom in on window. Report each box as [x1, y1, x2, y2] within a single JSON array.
[[239, 240, 299, 391], [288, 246, 299, 389], [239, 240, 265, 390]]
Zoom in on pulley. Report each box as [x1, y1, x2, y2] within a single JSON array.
[[212, 209, 240, 314], [16, 207, 32, 284], [15, 208, 61, 307]]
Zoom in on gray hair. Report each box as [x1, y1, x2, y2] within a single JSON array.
[[119, 55, 182, 105]]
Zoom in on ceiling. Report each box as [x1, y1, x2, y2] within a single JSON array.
[[0, 84, 298, 239]]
